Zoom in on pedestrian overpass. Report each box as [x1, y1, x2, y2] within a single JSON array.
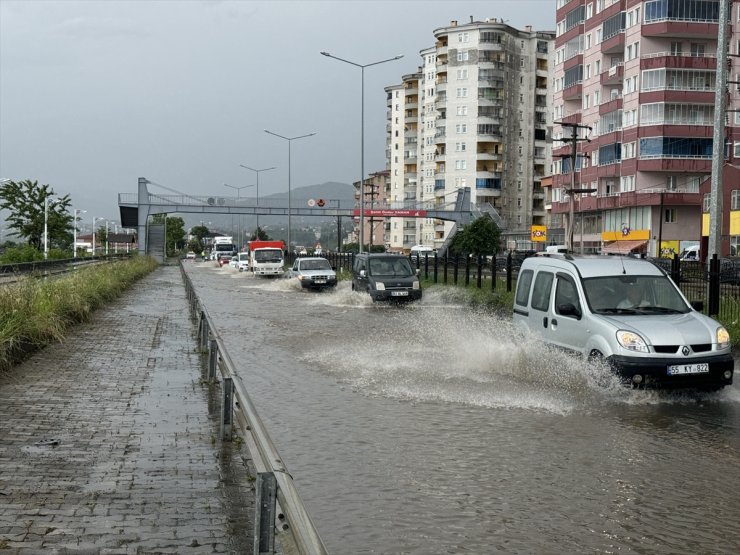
[[119, 177, 498, 255]]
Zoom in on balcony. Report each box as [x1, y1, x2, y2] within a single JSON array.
[[477, 150, 503, 161], [637, 156, 712, 172], [549, 190, 701, 214], [404, 85, 419, 96], [599, 97, 623, 115], [560, 112, 582, 125], [600, 64, 624, 86], [601, 32, 625, 54], [642, 20, 719, 39], [562, 82, 582, 101], [640, 53, 717, 71]]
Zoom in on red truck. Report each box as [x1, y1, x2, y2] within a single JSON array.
[[248, 241, 285, 276]]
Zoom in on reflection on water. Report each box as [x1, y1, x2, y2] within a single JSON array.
[[184, 264, 740, 555]]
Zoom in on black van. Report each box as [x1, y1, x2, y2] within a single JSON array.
[[352, 254, 422, 302]]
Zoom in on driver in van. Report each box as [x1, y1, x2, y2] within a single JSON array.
[[617, 284, 648, 309]]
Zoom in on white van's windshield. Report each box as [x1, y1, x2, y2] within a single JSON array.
[[582, 275, 690, 314]]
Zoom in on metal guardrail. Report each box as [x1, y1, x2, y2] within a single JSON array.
[[179, 262, 328, 555], [0, 254, 133, 285]]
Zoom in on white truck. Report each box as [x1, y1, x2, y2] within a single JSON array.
[[248, 240, 285, 276], [213, 236, 237, 262]]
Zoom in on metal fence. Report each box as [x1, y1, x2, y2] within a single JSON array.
[[180, 262, 328, 555], [318, 251, 740, 324]]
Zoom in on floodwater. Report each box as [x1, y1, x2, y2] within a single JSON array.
[[183, 262, 740, 554]]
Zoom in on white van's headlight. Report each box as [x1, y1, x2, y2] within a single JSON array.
[[616, 330, 649, 353], [375, 282, 385, 291], [717, 326, 730, 349]]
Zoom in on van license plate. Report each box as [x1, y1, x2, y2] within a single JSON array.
[[391, 291, 409, 296], [667, 363, 709, 375]]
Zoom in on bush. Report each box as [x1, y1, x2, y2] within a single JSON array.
[[0, 256, 158, 371], [0, 245, 44, 264]]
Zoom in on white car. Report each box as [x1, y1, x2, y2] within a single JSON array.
[[236, 252, 250, 272], [285, 257, 337, 289], [228, 256, 239, 269]]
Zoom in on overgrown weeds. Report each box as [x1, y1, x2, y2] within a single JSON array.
[[0, 256, 158, 372]]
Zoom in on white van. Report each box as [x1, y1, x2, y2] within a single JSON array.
[[409, 245, 435, 263], [513, 254, 733, 389], [680, 245, 700, 261]]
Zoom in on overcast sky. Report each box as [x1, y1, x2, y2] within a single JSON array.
[[0, 0, 555, 226]]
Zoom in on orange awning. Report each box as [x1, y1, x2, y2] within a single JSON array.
[[601, 239, 647, 255]]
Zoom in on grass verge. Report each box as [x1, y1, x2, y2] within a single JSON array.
[[0, 256, 158, 372]]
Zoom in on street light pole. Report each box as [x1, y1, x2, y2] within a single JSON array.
[[92, 216, 105, 257], [224, 182, 253, 248], [44, 195, 51, 259], [239, 164, 276, 235], [320, 51, 403, 253], [73, 208, 86, 258], [264, 130, 316, 253]]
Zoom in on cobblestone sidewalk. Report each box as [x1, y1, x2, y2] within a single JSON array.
[[0, 265, 254, 554]]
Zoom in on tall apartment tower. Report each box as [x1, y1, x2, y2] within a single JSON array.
[[551, 0, 739, 256], [385, 19, 555, 252]]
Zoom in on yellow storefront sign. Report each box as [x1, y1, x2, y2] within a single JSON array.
[[530, 225, 547, 242]]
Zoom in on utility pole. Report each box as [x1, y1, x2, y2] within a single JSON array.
[[709, 0, 731, 260], [553, 121, 593, 253]]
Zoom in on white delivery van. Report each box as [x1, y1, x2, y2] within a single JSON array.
[[513, 254, 733, 390]]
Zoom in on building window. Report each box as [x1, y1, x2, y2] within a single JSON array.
[[455, 160, 467, 170], [664, 208, 677, 223], [456, 87, 468, 98], [731, 236, 740, 256], [457, 50, 469, 62], [455, 123, 467, 133], [456, 105, 468, 116], [459, 32, 469, 43], [703, 193, 710, 212], [455, 142, 466, 152], [732, 189, 740, 210], [690, 42, 705, 57], [457, 69, 468, 80]]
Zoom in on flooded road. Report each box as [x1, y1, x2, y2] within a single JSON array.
[[184, 262, 740, 554]]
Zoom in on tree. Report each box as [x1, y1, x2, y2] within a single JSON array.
[[448, 215, 501, 258], [250, 227, 270, 241], [0, 179, 73, 251], [187, 238, 202, 254], [189, 225, 209, 247]]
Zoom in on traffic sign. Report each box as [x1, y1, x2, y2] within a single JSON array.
[[307, 199, 316, 207], [317, 199, 325, 207]]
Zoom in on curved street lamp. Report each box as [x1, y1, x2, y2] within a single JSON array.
[[264, 130, 316, 252], [239, 164, 276, 233], [73, 208, 87, 258], [224, 182, 254, 248], [320, 51, 403, 252]]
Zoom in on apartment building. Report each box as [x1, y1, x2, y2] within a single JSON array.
[[551, 0, 740, 257], [352, 170, 390, 249], [385, 18, 555, 252]]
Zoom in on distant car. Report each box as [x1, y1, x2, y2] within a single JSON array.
[[185, 252, 197, 260], [218, 255, 232, 267], [228, 256, 239, 269], [236, 252, 250, 272], [285, 257, 337, 289]]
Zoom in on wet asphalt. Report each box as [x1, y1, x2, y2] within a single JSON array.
[[0, 265, 254, 553]]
